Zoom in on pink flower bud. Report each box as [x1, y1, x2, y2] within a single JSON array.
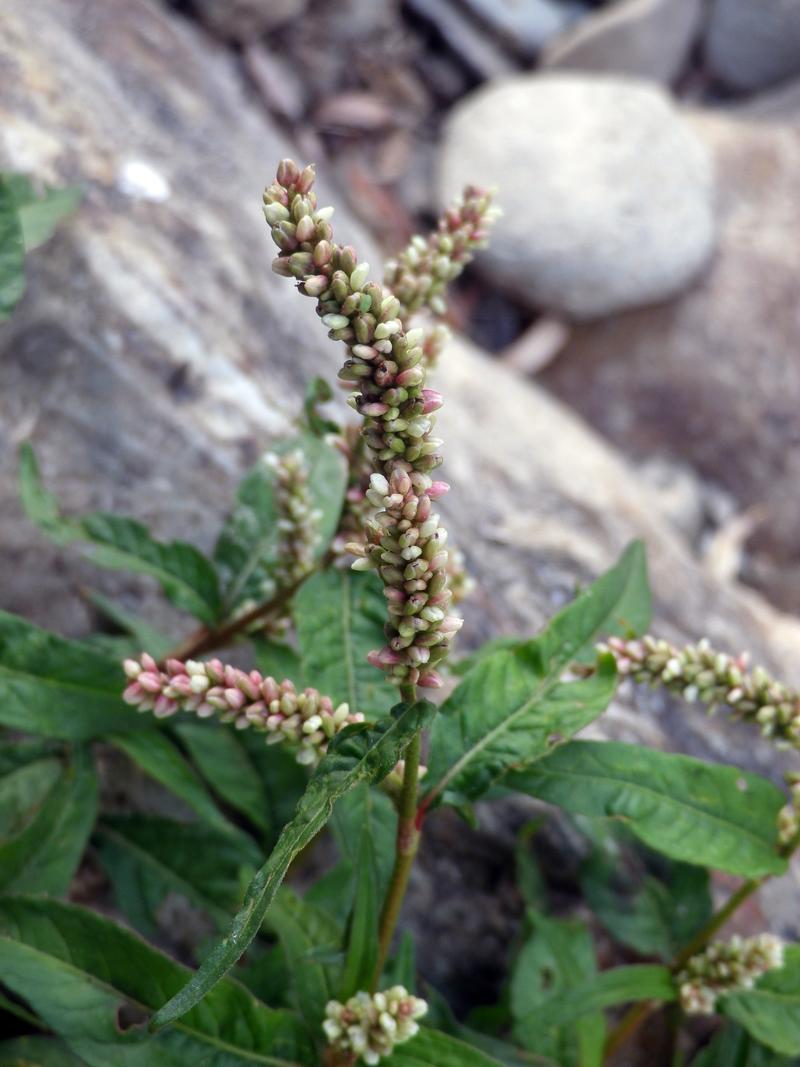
[[418, 671, 443, 688], [429, 481, 449, 499], [421, 389, 443, 413]]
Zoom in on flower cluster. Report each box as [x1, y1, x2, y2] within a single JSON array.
[[264, 159, 469, 688], [383, 185, 499, 322], [323, 987, 427, 1065], [676, 934, 784, 1015], [267, 447, 321, 586], [122, 654, 362, 765], [600, 635, 800, 747]]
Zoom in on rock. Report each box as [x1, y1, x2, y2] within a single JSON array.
[[2, 0, 800, 1000], [189, 0, 307, 41], [735, 77, 800, 123], [439, 74, 716, 319], [461, 0, 587, 57], [706, 0, 800, 92], [404, 0, 517, 82], [542, 0, 703, 84], [541, 111, 800, 615]]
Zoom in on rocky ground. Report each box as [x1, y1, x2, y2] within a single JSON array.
[[1, 0, 800, 1058]]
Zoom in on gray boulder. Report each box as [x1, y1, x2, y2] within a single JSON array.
[[542, 0, 703, 85], [439, 74, 716, 319], [706, 0, 800, 92], [542, 111, 800, 616]]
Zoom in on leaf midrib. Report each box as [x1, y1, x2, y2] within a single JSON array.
[[427, 655, 567, 804], [0, 934, 304, 1067]]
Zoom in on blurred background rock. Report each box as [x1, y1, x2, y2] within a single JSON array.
[[1, 0, 799, 1051]]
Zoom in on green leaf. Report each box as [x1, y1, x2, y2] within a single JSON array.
[[340, 826, 379, 997], [509, 740, 787, 878], [0, 896, 315, 1066], [84, 591, 174, 661], [692, 1022, 796, 1066], [384, 933, 416, 993], [236, 731, 310, 850], [0, 756, 62, 839], [214, 433, 346, 614], [723, 946, 800, 1056], [152, 700, 435, 1028], [331, 783, 397, 899], [514, 819, 548, 911], [383, 1028, 506, 1067], [252, 637, 304, 686], [516, 964, 676, 1035], [0, 612, 141, 739], [5, 175, 81, 252], [0, 737, 60, 776], [95, 814, 260, 934], [0, 176, 25, 321], [0, 1037, 89, 1066], [173, 720, 270, 832], [425, 653, 617, 808], [110, 730, 234, 836], [580, 830, 712, 960], [294, 569, 398, 716], [19, 444, 221, 624], [302, 377, 339, 436], [510, 910, 605, 1066], [267, 888, 341, 1030], [0, 747, 97, 895], [453, 540, 650, 678]]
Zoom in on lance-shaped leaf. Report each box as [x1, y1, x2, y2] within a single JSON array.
[[0, 896, 315, 1067], [515, 964, 675, 1039], [384, 1028, 506, 1067], [152, 700, 436, 1028], [339, 827, 379, 998], [509, 741, 787, 879], [0, 755, 62, 839], [267, 888, 341, 1031], [0, 1037, 89, 1066], [294, 569, 397, 716], [0, 611, 140, 739], [331, 783, 397, 899], [0, 175, 25, 320], [692, 1022, 795, 1066], [214, 433, 346, 614], [722, 946, 800, 1057], [424, 653, 616, 808], [19, 444, 221, 624], [453, 540, 650, 678], [95, 814, 261, 934], [174, 720, 270, 833], [0, 747, 97, 895], [3, 173, 81, 252], [510, 910, 605, 1065], [110, 730, 234, 837]]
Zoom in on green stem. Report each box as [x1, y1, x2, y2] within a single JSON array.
[[372, 682, 421, 990]]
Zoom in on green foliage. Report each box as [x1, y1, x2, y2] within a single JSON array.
[[294, 569, 398, 716], [579, 827, 712, 960], [339, 827, 380, 997], [95, 814, 260, 934], [510, 910, 605, 1067], [110, 729, 233, 836], [19, 444, 221, 624], [0, 172, 79, 322], [723, 946, 800, 1056], [0, 611, 140, 738], [0, 746, 96, 895], [152, 701, 435, 1028], [267, 888, 342, 1030], [0, 896, 316, 1066], [692, 1023, 797, 1066], [214, 433, 346, 614], [424, 542, 649, 807], [0, 176, 25, 321], [0, 1037, 89, 1066], [509, 740, 786, 878], [384, 1029, 506, 1067]]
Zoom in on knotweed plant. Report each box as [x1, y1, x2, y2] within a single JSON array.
[[2, 161, 799, 1067]]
